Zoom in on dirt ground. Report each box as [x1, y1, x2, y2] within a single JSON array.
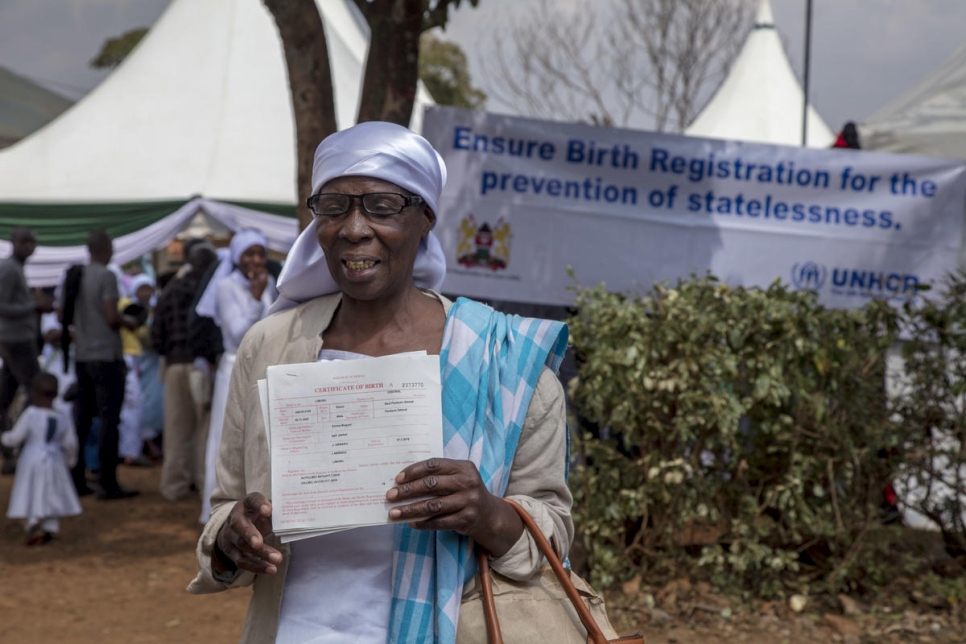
[[0, 465, 248, 643], [0, 465, 962, 643]]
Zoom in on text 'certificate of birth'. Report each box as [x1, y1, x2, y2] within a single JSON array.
[[266, 353, 442, 541]]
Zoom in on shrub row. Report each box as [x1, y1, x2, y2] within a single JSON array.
[[567, 272, 966, 598]]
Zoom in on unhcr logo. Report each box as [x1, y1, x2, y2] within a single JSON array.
[[790, 261, 922, 298], [791, 261, 827, 291], [830, 268, 919, 295]]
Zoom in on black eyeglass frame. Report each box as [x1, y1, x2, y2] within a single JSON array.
[[306, 192, 424, 218]]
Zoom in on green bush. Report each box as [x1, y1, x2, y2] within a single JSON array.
[[567, 274, 904, 597]]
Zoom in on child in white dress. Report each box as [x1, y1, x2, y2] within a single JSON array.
[[1, 372, 82, 545]]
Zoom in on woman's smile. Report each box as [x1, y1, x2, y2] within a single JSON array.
[[342, 256, 380, 276]]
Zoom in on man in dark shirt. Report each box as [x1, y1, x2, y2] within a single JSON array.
[[0, 227, 48, 474], [153, 241, 217, 501]]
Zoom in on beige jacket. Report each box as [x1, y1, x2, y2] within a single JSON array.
[[188, 292, 573, 643]]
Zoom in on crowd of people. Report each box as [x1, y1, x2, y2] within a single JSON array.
[[0, 223, 278, 544]]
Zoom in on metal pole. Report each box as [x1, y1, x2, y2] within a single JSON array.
[[802, 0, 813, 146]]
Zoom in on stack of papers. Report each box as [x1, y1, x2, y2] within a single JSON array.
[[258, 352, 444, 543]]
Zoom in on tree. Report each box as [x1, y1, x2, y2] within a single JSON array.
[[90, 28, 148, 69], [263, 0, 479, 229], [479, 0, 752, 132], [263, 0, 337, 231], [419, 33, 486, 110]]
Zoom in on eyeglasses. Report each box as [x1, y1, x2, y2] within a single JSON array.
[[306, 192, 424, 219]]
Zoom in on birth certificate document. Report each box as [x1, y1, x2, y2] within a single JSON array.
[[266, 353, 443, 541]]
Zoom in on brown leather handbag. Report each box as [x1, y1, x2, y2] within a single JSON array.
[[459, 498, 645, 644]]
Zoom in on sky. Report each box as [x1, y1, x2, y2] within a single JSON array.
[[0, 0, 964, 132]]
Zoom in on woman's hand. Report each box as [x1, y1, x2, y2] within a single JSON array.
[[249, 268, 268, 301], [387, 458, 524, 557], [213, 493, 282, 576]]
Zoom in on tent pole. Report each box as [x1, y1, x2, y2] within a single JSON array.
[[801, 0, 813, 147]]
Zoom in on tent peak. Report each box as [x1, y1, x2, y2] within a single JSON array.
[[684, 0, 833, 148], [754, 0, 775, 29]]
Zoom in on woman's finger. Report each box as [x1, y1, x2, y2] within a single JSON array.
[[395, 457, 455, 484], [394, 500, 483, 535], [389, 496, 450, 521], [230, 547, 280, 574], [243, 493, 274, 537], [388, 471, 456, 501]]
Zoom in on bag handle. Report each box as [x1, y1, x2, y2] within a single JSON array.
[[478, 498, 612, 644]]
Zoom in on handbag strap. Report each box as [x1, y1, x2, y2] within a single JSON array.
[[478, 498, 611, 644], [476, 548, 504, 642]]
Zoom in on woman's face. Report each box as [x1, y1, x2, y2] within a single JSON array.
[[314, 175, 434, 302], [238, 244, 267, 278]]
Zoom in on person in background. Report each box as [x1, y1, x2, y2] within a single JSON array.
[[188, 246, 283, 383], [132, 273, 165, 462], [61, 229, 141, 500], [153, 240, 218, 502], [39, 300, 76, 425], [1, 372, 82, 545], [188, 247, 230, 376], [0, 227, 51, 475], [195, 230, 277, 524], [118, 274, 153, 467]]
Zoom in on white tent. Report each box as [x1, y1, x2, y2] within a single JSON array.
[[858, 43, 966, 159], [0, 0, 431, 286], [685, 0, 834, 148]]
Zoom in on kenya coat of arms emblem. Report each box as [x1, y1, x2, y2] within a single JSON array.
[[456, 215, 512, 270]]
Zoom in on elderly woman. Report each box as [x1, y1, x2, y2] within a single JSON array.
[[188, 122, 571, 644], [196, 229, 277, 524]]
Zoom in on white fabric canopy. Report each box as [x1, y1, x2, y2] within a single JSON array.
[[858, 43, 966, 159], [685, 0, 834, 148]]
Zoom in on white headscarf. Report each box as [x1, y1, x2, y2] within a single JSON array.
[[126, 273, 155, 300], [195, 230, 269, 324], [269, 122, 447, 314]]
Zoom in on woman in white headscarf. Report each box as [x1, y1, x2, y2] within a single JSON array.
[[188, 122, 572, 644], [197, 230, 277, 524]]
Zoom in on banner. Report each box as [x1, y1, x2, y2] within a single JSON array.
[[422, 106, 966, 308]]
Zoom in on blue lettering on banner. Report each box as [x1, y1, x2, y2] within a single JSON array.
[[791, 261, 921, 300], [453, 125, 556, 161], [685, 191, 898, 231], [566, 139, 639, 169], [650, 147, 831, 188], [447, 124, 959, 239], [480, 172, 638, 205]]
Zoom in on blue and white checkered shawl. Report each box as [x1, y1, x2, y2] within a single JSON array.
[[387, 297, 569, 643]]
